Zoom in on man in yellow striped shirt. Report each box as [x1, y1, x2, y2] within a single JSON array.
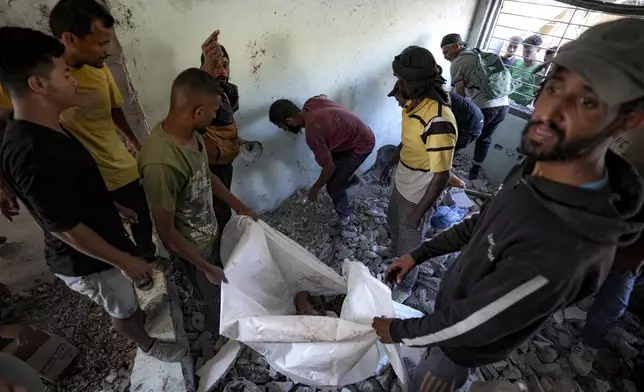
[[384, 46, 457, 303]]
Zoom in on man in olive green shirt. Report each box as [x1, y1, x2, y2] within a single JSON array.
[[139, 68, 256, 329]]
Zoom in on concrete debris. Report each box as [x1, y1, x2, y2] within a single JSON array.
[[446, 188, 476, 209], [622, 379, 637, 392], [536, 346, 559, 364], [491, 360, 509, 371], [170, 150, 641, 391], [3, 281, 135, 392], [501, 365, 522, 381], [563, 307, 587, 322], [553, 310, 565, 324], [577, 296, 595, 312], [594, 378, 612, 392], [266, 381, 295, 392]]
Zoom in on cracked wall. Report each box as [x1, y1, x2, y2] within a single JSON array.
[[107, 0, 479, 212]]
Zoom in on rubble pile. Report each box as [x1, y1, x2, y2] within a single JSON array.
[[474, 307, 644, 392], [2, 281, 135, 392], [176, 150, 642, 392]]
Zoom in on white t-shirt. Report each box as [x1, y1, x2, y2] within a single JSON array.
[[395, 162, 435, 204]]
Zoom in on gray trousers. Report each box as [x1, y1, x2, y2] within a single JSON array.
[[411, 348, 471, 392], [387, 186, 431, 290]]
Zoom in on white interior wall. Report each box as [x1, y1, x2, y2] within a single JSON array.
[[108, 0, 479, 212]]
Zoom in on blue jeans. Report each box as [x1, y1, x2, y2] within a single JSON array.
[[473, 106, 509, 165], [582, 270, 644, 349]]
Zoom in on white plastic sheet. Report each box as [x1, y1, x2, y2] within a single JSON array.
[[219, 216, 424, 388]]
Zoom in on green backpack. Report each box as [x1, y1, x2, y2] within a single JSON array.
[[460, 49, 513, 100]]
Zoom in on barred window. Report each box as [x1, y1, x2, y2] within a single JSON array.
[[481, 0, 642, 115]]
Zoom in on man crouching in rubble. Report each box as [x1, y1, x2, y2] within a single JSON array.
[[138, 66, 257, 329], [372, 18, 644, 391], [268, 95, 375, 226]]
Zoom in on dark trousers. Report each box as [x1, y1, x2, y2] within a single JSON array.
[[473, 106, 509, 165], [455, 122, 484, 152], [327, 150, 371, 217], [582, 270, 644, 349], [209, 163, 234, 232], [110, 179, 156, 261]]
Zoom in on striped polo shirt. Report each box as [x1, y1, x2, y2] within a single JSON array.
[[395, 98, 458, 203]]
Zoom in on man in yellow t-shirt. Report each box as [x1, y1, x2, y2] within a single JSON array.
[[382, 46, 457, 303], [0, 0, 156, 261]]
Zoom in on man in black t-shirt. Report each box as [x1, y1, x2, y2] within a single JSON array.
[[0, 27, 185, 362]]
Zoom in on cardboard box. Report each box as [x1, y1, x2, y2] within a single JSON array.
[[1, 326, 79, 382]]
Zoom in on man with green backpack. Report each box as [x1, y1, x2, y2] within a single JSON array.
[[441, 34, 512, 180]]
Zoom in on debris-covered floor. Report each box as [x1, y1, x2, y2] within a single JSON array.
[[3, 151, 643, 392], [183, 151, 644, 392], [1, 280, 134, 392]]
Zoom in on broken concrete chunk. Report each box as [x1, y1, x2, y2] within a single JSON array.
[[293, 387, 317, 392], [356, 379, 385, 392], [501, 365, 522, 380], [542, 363, 562, 379], [266, 381, 295, 392], [577, 296, 595, 312], [557, 332, 572, 349], [594, 379, 612, 392], [524, 352, 545, 374], [491, 360, 509, 371], [539, 377, 553, 392], [480, 364, 499, 380], [341, 230, 358, 239], [563, 306, 587, 321], [223, 378, 263, 391], [237, 364, 271, 384], [364, 251, 378, 259], [104, 370, 118, 384], [622, 379, 638, 392], [553, 311, 564, 324], [367, 208, 387, 218], [536, 346, 559, 363]]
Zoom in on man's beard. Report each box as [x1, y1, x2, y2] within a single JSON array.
[[520, 120, 614, 161], [286, 125, 302, 134]]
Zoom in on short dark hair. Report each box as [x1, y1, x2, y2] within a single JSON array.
[[545, 46, 558, 56], [509, 36, 523, 44], [523, 34, 543, 47], [0, 27, 65, 97], [172, 68, 223, 98], [269, 99, 300, 123], [49, 0, 115, 38]]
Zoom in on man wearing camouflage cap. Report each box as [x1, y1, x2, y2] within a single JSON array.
[[372, 18, 644, 391]]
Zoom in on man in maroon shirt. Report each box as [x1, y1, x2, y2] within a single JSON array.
[[269, 95, 375, 225]]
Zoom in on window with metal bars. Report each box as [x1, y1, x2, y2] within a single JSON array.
[[481, 0, 641, 116]]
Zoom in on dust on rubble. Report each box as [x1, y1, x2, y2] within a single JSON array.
[[2, 281, 134, 392]]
